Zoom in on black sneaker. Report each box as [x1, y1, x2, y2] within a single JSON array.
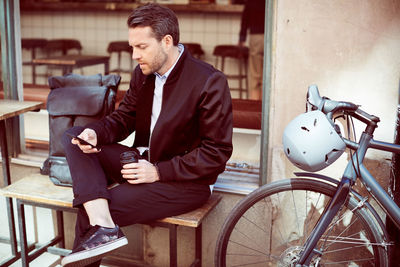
[[61, 225, 128, 267]]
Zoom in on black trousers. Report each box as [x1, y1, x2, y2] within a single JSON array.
[[62, 126, 211, 263]]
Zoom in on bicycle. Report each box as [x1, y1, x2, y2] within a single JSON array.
[[215, 84, 400, 266]]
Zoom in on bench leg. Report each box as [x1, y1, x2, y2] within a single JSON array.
[[168, 224, 178, 267], [194, 224, 202, 267], [16, 200, 29, 267], [56, 210, 65, 248], [0, 119, 18, 258], [5, 197, 18, 256], [163, 223, 203, 267]]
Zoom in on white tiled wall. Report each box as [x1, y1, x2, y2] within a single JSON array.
[[20, 10, 244, 93]]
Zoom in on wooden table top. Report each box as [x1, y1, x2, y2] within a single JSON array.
[[0, 99, 43, 121], [33, 55, 109, 66]]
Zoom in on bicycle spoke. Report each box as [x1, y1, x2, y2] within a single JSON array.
[[302, 190, 324, 245], [269, 192, 290, 250], [322, 215, 366, 251], [274, 193, 290, 250], [323, 242, 374, 254], [230, 261, 274, 267], [323, 235, 384, 248], [229, 224, 269, 256], [227, 239, 269, 257], [318, 257, 375, 265], [290, 190, 302, 238], [229, 198, 283, 261]]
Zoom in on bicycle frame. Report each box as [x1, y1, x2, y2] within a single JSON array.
[[360, 139, 400, 228], [296, 126, 400, 265]]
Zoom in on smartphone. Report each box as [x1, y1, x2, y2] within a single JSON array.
[[66, 132, 99, 149]]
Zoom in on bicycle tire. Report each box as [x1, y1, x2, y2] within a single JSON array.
[[215, 178, 389, 267]]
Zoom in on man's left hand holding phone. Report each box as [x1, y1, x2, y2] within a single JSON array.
[[67, 129, 101, 153]]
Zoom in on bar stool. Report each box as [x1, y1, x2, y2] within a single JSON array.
[[21, 38, 48, 84], [182, 43, 205, 59], [213, 45, 249, 99], [107, 41, 133, 84]]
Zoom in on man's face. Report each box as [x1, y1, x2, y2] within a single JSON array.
[[129, 26, 168, 75]]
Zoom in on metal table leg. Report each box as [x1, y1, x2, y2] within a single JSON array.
[[16, 200, 69, 267], [0, 119, 19, 266], [17, 200, 29, 267]]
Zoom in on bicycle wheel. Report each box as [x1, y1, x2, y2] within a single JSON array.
[[215, 178, 388, 267]]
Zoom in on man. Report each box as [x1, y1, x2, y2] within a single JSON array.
[[61, 3, 232, 267], [239, 0, 265, 100]]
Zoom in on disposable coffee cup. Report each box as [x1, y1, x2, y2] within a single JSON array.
[[120, 151, 139, 167]]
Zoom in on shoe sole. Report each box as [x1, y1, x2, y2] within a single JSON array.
[[61, 236, 128, 267]]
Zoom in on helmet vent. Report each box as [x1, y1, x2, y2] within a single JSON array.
[[286, 148, 290, 154], [301, 126, 310, 132], [314, 118, 317, 126]]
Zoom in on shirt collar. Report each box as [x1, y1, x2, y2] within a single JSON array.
[[155, 44, 184, 80]]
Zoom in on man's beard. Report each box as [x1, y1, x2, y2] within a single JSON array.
[[148, 48, 168, 75]]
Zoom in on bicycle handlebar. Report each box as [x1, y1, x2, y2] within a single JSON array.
[[307, 85, 359, 114], [307, 85, 380, 124]]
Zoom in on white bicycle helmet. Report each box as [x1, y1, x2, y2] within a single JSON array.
[[283, 110, 346, 172]]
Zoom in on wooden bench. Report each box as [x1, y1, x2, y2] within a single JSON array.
[[0, 173, 222, 267]]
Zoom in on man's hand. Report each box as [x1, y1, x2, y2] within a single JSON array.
[[71, 128, 100, 153], [121, 159, 160, 184]]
